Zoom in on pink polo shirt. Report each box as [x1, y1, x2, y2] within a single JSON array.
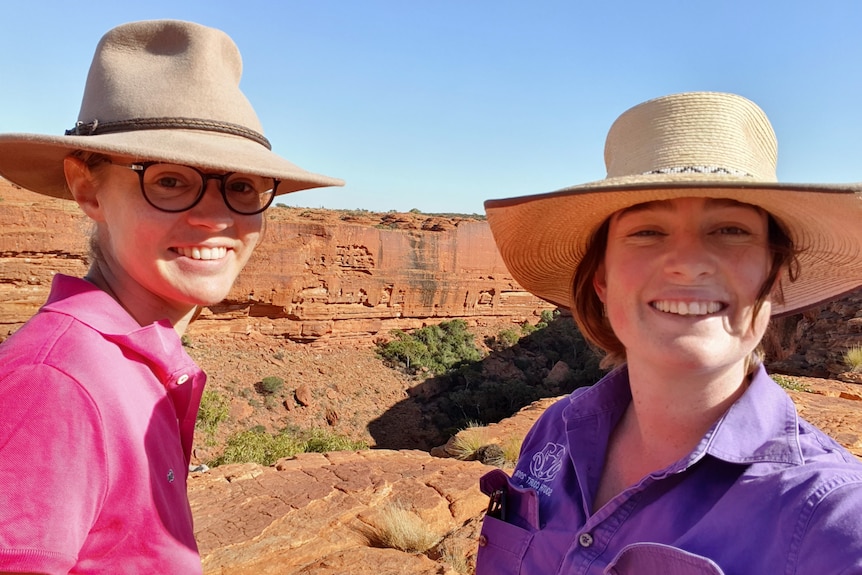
[[0, 275, 205, 574]]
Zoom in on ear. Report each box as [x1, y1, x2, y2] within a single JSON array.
[[592, 260, 608, 303], [63, 155, 106, 222]]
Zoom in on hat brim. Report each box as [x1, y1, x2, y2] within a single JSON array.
[[485, 177, 862, 316], [0, 130, 344, 199]]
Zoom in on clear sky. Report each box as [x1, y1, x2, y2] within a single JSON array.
[[2, 1, 861, 214]]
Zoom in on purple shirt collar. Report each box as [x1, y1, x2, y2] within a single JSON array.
[[563, 363, 803, 467]]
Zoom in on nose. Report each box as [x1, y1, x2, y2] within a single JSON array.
[[185, 179, 234, 229], [663, 231, 716, 279]]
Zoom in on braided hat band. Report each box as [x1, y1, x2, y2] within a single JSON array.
[[65, 118, 272, 150], [0, 20, 342, 199], [485, 92, 862, 316]]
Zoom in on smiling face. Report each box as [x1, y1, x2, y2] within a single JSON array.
[[65, 155, 263, 327], [592, 197, 773, 376]]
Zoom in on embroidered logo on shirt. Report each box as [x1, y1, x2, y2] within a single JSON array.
[[167, 469, 175, 483], [529, 442, 566, 482]]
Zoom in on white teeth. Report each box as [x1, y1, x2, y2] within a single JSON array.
[[653, 300, 721, 316], [175, 246, 227, 260]]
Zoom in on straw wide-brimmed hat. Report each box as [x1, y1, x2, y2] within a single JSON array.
[[0, 19, 343, 199], [485, 91, 862, 316]]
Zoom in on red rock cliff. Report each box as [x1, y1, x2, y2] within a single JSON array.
[[0, 179, 552, 341]]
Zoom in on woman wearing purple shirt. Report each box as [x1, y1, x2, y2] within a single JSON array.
[[478, 92, 862, 574]]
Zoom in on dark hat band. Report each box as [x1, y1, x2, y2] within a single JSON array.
[[65, 117, 271, 150]]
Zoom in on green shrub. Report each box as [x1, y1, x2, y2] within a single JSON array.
[[484, 327, 522, 352], [446, 378, 541, 426], [180, 334, 192, 347], [211, 428, 302, 466], [208, 427, 367, 467], [844, 346, 862, 370], [302, 428, 368, 453], [376, 320, 483, 375], [536, 308, 557, 329], [256, 375, 285, 395], [377, 331, 430, 371], [772, 373, 811, 392], [498, 328, 521, 347], [438, 313, 603, 429], [196, 390, 229, 435]]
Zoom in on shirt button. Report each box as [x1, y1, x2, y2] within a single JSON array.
[[177, 374, 190, 385], [579, 532, 594, 548], [478, 535, 488, 547]]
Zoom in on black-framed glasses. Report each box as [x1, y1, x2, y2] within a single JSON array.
[[110, 161, 279, 215]]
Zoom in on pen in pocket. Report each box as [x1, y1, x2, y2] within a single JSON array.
[[487, 488, 507, 522]]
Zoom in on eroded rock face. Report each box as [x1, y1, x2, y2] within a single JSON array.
[[765, 290, 862, 379], [190, 450, 491, 575], [191, 379, 861, 574], [221, 211, 549, 341], [0, 179, 551, 342]]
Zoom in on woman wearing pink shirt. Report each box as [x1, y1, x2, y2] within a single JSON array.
[[0, 20, 341, 574], [478, 92, 862, 573]]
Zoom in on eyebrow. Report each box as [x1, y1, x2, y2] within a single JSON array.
[[617, 198, 755, 218]]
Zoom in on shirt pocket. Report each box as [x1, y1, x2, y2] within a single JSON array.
[[476, 469, 540, 575], [606, 542, 725, 575], [476, 515, 534, 575]]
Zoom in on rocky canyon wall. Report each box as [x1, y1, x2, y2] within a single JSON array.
[[0, 179, 552, 342], [2, 178, 859, 377]]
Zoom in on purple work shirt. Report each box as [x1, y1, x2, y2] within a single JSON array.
[[476, 365, 862, 574], [0, 275, 205, 574]]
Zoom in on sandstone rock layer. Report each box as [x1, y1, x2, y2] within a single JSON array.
[[190, 450, 491, 574], [0, 179, 551, 342]]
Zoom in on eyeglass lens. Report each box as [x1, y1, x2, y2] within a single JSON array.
[[141, 164, 276, 214]]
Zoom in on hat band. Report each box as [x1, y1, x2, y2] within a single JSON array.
[[65, 117, 272, 150], [645, 165, 753, 177]]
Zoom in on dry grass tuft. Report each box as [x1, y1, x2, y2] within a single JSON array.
[[501, 436, 523, 467], [844, 346, 862, 371], [439, 547, 471, 574], [370, 502, 442, 554], [448, 422, 491, 460]]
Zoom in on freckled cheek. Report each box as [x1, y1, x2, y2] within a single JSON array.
[[739, 262, 770, 303], [601, 283, 636, 340]]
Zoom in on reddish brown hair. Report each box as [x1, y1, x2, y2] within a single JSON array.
[[571, 211, 800, 369]]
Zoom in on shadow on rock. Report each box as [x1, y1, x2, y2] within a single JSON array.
[[368, 312, 606, 450]]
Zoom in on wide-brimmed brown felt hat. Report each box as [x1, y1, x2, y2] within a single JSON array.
[[0, 19, 343, 198], [485, 91, 862, 316]]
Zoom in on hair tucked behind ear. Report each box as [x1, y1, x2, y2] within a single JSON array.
[[68, 150, 110, 168], [571, 219, 625, 369]]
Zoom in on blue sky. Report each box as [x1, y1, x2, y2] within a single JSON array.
[[2, 1, 861, 214]]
